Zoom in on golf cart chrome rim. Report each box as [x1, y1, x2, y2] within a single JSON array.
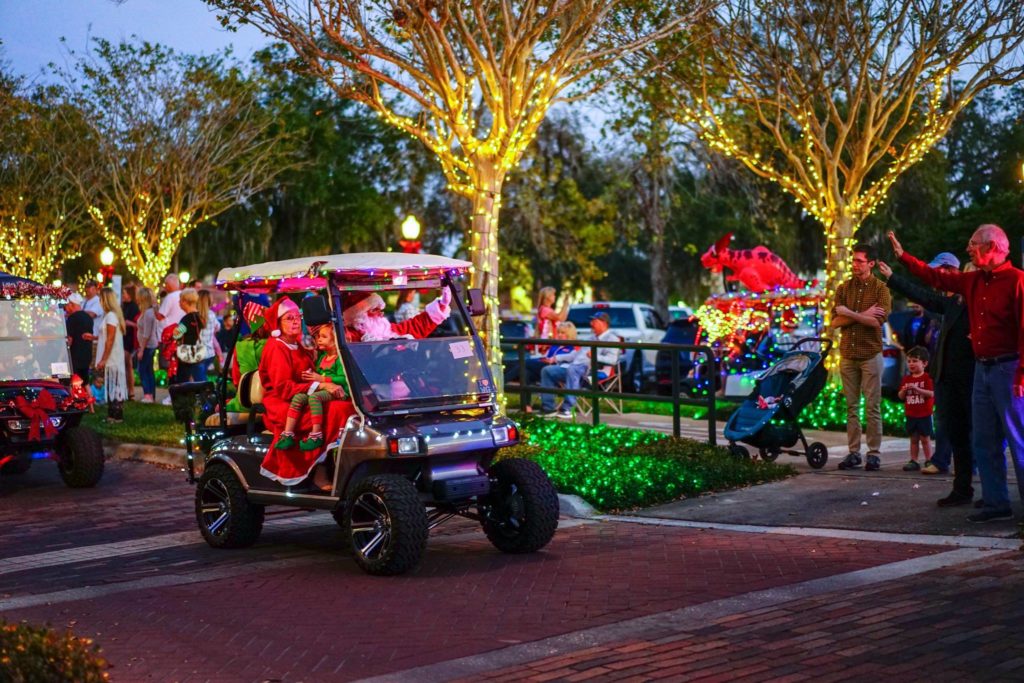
[[350, 492, 392, 560], [200, 478, 231, 537]]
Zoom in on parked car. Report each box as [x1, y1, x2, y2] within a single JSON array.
[[667, 305, 693, 321], [567, 302, 668, 391]]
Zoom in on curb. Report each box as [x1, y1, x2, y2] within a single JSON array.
[[105, 442, 186, 469], [558, 493, 597, 518]]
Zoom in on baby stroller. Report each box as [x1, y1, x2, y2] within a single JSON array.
[[723, 337, 832, 469]]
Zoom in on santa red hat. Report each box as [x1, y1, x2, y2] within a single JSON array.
[[343, 292, 385, 325], [266, 297, 301, 337]]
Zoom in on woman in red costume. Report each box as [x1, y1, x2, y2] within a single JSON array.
[[258, 298, 354, 490]]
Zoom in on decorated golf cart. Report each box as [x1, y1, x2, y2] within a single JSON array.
[[171, 253, 558, 576], [0, 274, 104, 487]]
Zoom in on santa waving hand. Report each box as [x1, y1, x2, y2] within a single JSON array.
[[344, 287, 452, 342]]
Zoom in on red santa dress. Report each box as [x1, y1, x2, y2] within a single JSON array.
[[257, 335, 356, 486]]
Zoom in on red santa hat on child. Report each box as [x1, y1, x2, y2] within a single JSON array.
[[266, 297, 301, 338], [343, 291, 385, 325]]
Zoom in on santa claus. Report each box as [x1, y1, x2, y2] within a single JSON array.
[[344, 287, 452, 342]]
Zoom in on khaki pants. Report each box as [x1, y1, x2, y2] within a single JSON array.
[[839, 354, 884, 455]]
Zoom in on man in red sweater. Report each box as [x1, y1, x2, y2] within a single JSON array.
[[889, 226, 1024, 523]]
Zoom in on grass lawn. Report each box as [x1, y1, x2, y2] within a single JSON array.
[[82, 403, 184, 448], [499, 417, 796, 512]]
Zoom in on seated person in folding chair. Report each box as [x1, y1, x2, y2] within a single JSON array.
[[539, 312, 621, 418]]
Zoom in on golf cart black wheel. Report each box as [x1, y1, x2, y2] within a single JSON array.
[[346, 475, 428, 576], [480, 458, 559, 554], [331, 507, 347, 530], [807, 442, 829, 469], [56, 426, 105, 488], [1, 454, 32, 475], [729, 444, 750, 460], [195, 462, 265, 549], [758, 447, 780, 462]]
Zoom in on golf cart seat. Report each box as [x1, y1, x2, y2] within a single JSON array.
[[204, 371, 265, 430]]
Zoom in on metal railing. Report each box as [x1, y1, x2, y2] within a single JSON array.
[[502, 337, 718, 444]]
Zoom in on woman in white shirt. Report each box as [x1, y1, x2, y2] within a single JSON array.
[[95, 287, 128, 422]]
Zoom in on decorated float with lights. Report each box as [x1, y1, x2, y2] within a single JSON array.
[[171, 253, 557, 576], [694, 235, 824, 399], [0, 274, 104, 487]]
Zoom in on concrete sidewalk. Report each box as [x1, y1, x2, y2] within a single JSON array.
[[561, 411, 1022, 539]]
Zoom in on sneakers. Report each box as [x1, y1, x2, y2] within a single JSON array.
[[161, 395, 172, 406], [902, 460, 921, 472], [967, 508, 1013, 523], [920, 461, 941, 474], [140, 395, 154, 404], [865, 454, 881, 471], [837, 452, 862, 470], [555, 409, 573, 419], [937, 491, 973, 507], [539, 409, 559, 417]]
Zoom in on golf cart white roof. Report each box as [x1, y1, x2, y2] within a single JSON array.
[[215, 252, 471, 290]]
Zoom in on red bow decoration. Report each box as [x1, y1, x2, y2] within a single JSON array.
[[14, 390, 58, 441]]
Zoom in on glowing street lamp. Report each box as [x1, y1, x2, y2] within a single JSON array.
[[99, 247, 115, 283], [179, 271, 192, 286], [399, 214, 422, 254]]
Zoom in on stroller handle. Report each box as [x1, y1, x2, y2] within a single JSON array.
[[792, 337, 834, 354]]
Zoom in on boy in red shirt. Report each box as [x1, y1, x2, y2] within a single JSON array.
[[898, 346, 935, 472]]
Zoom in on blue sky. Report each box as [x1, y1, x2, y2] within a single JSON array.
[[0, 0, 271, 79]]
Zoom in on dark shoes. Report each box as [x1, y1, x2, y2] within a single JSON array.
[[937, 491, 973, 507], [838, 452, 862, 470], [865, 454, 881, 471], [967, 508, 1013, 523], [902, 460, 921, 472]]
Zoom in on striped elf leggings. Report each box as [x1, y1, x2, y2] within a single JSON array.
[[286, 390, 335, 428]]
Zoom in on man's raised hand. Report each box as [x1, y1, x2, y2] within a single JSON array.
[[877, 261, 893, 278], [887, 231, 904, 258]]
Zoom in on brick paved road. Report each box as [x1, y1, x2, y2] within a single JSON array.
[[0, 459, 1010, 682]]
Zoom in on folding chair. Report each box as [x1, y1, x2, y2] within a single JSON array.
[[575, 365, 623, 416]]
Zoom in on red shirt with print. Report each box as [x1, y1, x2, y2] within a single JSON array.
[[900, 373, 934, 418]]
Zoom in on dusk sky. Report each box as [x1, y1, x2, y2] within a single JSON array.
[[0, 0, 272, 79]]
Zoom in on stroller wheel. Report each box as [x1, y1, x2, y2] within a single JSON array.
[[758, 447, 780, 462], [806, 442, 828, 469], [728, 444, 750, 460]]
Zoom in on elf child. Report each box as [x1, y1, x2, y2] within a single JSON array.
[[898, 346, 935, 472], [277, 324, 349, 453]]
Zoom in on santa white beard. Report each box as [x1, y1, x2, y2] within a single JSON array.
[[354, 313, 396, 341]]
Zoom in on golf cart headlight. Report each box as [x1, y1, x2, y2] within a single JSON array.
[[388, 436, 422, 455], [491, 424, 518, 445]]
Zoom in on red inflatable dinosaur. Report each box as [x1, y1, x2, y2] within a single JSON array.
[[700, 233, 809, 292]]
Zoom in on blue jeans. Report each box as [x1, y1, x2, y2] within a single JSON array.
[[540, 364, 604, 412], [972, 360, 1024, 512], [138, 347, 157, 396]]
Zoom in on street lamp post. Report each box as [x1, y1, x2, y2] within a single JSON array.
[[399, 215, 422, 254], [99, 247, 114, 284]]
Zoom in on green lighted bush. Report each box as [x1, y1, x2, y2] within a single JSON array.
[[0, 620, 109, 682], [500, 418, 794, 511]]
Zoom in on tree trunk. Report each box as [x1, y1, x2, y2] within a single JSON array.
[[468, 164, 504, 393], [648, 210, 669, 322], [822, 213, 857, 375]]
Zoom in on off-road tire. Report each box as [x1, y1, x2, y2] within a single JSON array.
[[346, 475, 428, 576], [56, 426, 105, 488], [1, 454, 32, 476], [196, 462, 264, 548], [480, 458, 559, 554]]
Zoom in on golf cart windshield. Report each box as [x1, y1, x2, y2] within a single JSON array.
[[0, 299, 71, 381], [346, 333, 493, 412]]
